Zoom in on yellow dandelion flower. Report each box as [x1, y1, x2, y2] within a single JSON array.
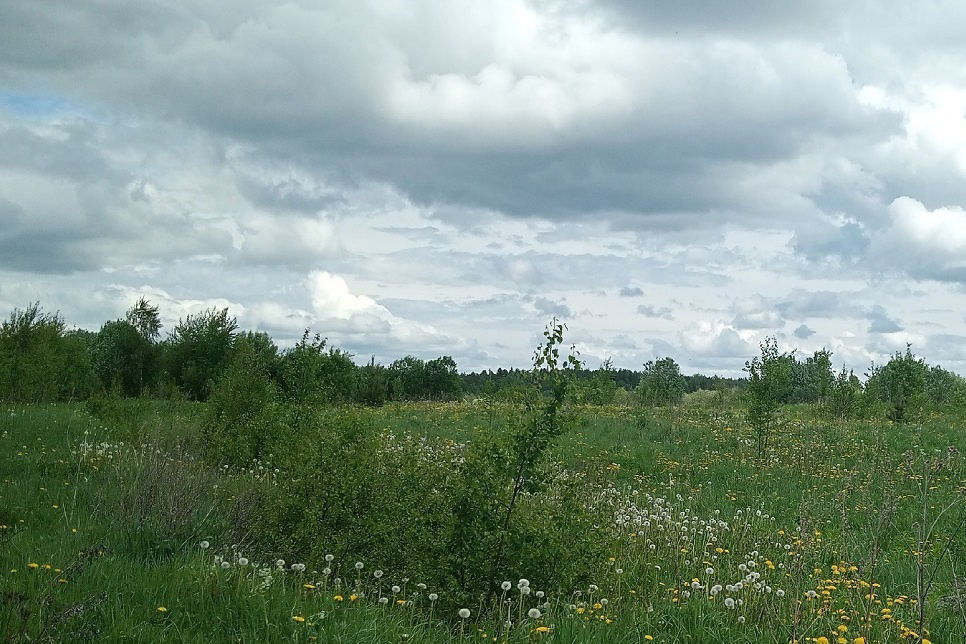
[[816, 637, 830, 644], [303, 583, 316, 589], [27, 562, 39, 569], [334, 595, 344, 601], [292, 615, 305, 623], [157, 606, 168, 612]]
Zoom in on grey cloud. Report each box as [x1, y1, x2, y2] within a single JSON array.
[[619, 286, 643, 297], [0, 0, 888, 231], [636, 304, 673, 319], [793, 324, 816, 339], [532, 297, 572, 319]]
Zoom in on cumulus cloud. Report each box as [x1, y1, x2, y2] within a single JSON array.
[[5, 0, 966, 372]]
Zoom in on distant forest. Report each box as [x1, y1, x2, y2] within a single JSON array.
[[4, 300, 964, 418]]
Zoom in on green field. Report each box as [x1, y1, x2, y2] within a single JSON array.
[[3, 398, 965, 643]]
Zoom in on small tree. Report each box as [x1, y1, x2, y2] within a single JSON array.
[[91, 320, 154, 396], [867, 345, 927, 422], [636, 357, 686, 406], [164, 307, 238, 401], [0, 303, 96, 402], [744, 337, 793, 459]]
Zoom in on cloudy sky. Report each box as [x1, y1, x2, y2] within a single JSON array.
[[3, 0, 966, 375]]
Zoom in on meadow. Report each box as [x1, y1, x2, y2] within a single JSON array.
[[3, 394, 965, 643]]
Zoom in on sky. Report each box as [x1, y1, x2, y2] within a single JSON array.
[[3, 1, 966, 376]]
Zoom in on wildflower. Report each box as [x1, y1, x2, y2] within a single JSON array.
[[534, 626, 551, 634], [276, 559, 285, 568], [355, 562, 364, 570], [220, 561, 231, 570], [27, 562, 39, 569], [501, 581, 512, 591], [237, 557, 249, 566], [706, 567, 714, 576], [325, 554, 335, 562], [737, 616, 745, 624], [776, 589, 785, 598], [429, 593, 439, 601], [379, 597, 389, 605], [304, 583, 316, 590], [724, 598, 735, 609], [816, 638, 830, 644], [374, 570, 384, 578], [644, 636, 653, 641], [518, 578, 530, 589], [853, 638, 866, 644], [392, 585, 401, 593], [292, 615, 305, 623], [334, 595, 344, 602], [157, 606, 168, 612], [528, 608, 542, 619], [200, 541, 210, 549], [459, 608, 471, 619]]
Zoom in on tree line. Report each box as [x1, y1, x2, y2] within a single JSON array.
[[2, 301, 964, 422], [0, 301, 462, 405]]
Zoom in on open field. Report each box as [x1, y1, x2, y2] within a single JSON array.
[[3, 399, 966, 643]]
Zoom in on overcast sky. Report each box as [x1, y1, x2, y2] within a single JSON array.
[[3, 0, 966, 376]]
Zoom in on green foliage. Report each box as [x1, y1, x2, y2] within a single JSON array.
[[278, 330, 357, 411], [0, 303, 96, 402], [582, 358, 618, 405], [91, 320, 155, 397], [165, 307, 238, 401], [445, 319, 583, 606], [125, 296, 163, 342], [204, 338, 284, 467], [636, 356, 685, 406], [867, 345, 928, 422], [356, 356, 389, 406], [826, 365, 863, 420], [789, 349, 834, 404], [744, 337, 793, 458]]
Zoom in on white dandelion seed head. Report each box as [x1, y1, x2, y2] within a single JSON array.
[[724, 597, 735, 609], [535, 590, 545, 598], [325, 554, 335, 562], [379, 597, 389, 604], [518, 578, 530, 588], [200, 540, 210, 549], [374, 570, 383, 578], [429, 593, 438, 601], [501, 581, 512, 591], [238, 557, 249, 566], [458, 608, 471, 619], [776, 589, 785, 598], [528, 608, 541, 619], [392, 585, 401, 593], [355, 562, 364, 570], [220, 561, 231, 570]]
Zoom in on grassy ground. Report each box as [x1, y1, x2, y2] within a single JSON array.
[[2, 400, 965, 643]]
